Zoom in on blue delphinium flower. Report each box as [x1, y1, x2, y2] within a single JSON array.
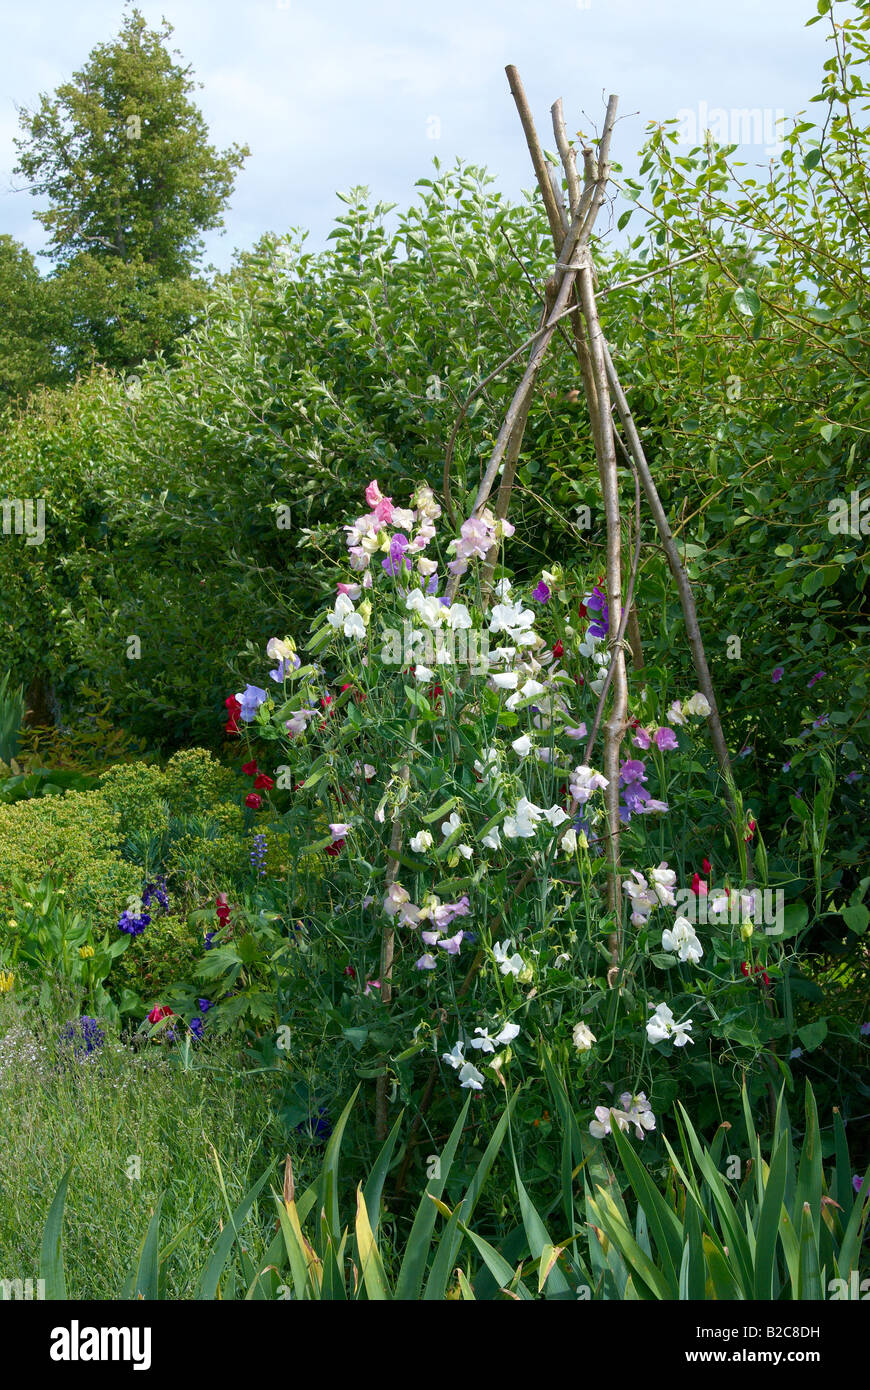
[[204, 931, 217, 950], [189, 1017, 205, 1040], [118, 908, 150, 936], [197, 998, 212, 1013], [250, 833, 268, 877], [59, 1016, 105, 1060], [142, 878, 169, 914]]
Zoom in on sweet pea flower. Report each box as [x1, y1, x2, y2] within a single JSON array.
[[493, 940, 524, 976], [503, 797, 544, 839], [655, 726, 679, 751], [410, 829, 434, 853], [329, 823, 351, 840], [661, 915, 704, 964], [442, 1040, 465, 1069], [458, 1062, 485, 1091], [437, 930, 465, 956], [441, 811, 462, 839], [572, 1022, 596, 1051], [646, 1001, 694, 1047], [685, 692, 711, 717], [633, 725, 652, 750], [531, 581, 550, 603], [481, 826, 502, 851], [235, 685, 268, 723], [511, 734, 533, 758], [569, 764, 609, 804], [667, 699, 686, 727], [416, 953, 438, 971], [471, 1022, 520, 1053], [771, 666, 784, 683], [383, 883, 411, 917]]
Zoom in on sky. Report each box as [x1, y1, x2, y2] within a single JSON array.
[[0, 0, 831, 272]]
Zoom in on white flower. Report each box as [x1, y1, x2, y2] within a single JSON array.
[[383, 883, 411, 916], [661, 915, 704, 965], [622, 870, 658, 925], [503, 796, 543, 839], [685, 692, 711, 717], [560, 828, 578, 855], [481, 825, 502, 851], [458, 1062, 485, 1090], [572, 1022, 596, 1052], [493, 940, 523, 976], [414, 664, 434, 681], [457, 843, 473, 860], [441, 811, 462, 839], [505, 678, 546, 712], [447, 603, 473, 630], [494, 1022, 521, 1046], [646, 1001, 694, 1047], [649, 862, 677, 907], [417, 556, 438, 577], [490, 671, 519, 690], [569, 764, 609, 804], [410, 829, 434, 854], [474, 749, 500, 779], [667, 699, 687, 726], [442, 1040, 465, 1069], [543, 805, 570, 827], [511, 734, 533, 758]]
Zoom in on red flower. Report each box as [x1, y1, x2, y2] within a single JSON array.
[[740, 962, 750, 978], [325, 837, 345, 858], [702, 857, 712, 876], [242, 760, 259, 778], [253, 773, 274, 790], [690, 872, 708, 896], [552, 640, 564, 660], [148, 1005, 173, 1024], [245, 793, 262, 810], [578, 603, 588, 620], [224, 696, 242, 735], [344, 965, 356, 978], [745, 819, 757, 843]]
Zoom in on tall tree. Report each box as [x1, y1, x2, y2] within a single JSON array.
[[13, 5, 248, 374]]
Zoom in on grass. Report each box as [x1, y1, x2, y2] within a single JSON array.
[[0, 983, 294, 1299]]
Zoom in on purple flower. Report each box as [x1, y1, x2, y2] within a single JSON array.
[[845, 771, 862, 784], [860, 1022, 870, 1035], [531, 580, 550, 604], [382, 533, 411, 577], [633, 726, 651, 750], [204, 932, 217, 951], [813, 714, 828, 729], [585, 586, 610, 639], [619, 759, 647, 786], [782, 761, 791, 772], [236, 685, 268, 723], [654, 727, 679, 752], [807, 670, 826, 688], [197, 998, 212, 1013], [118, 909, 150, 937], [853, 1175, 864, 1195], [189, 1017, 205, 1040], [771, 667, 784, 683]]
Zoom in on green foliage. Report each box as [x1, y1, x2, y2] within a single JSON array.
[[0, 670, 25, 766], [12, 6, 248, 376], [585, 1083, 869, 1300], [0, 236, 59, 407]]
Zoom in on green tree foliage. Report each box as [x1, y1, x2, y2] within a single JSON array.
[[12, 6, 249, 375], [0, 236, 59, 407]]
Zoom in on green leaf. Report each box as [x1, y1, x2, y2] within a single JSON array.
[[733, 287, 761, 316], [797, 1019, 827, 1052], [39, 1164, 73, 1300]]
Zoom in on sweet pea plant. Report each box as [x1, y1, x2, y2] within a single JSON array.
[[218, 480, 800, 1147]]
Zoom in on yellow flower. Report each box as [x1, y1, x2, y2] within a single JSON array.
[[78, 944, 95, 959], [0, 970, 14, 993], [740, 922, 755, 941]]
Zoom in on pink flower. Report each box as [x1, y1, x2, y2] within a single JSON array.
[[364, 978, 381, 996], [771, 666, 784, 683], [365, 480, 384, 509], [633, 726, 651, 750]]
